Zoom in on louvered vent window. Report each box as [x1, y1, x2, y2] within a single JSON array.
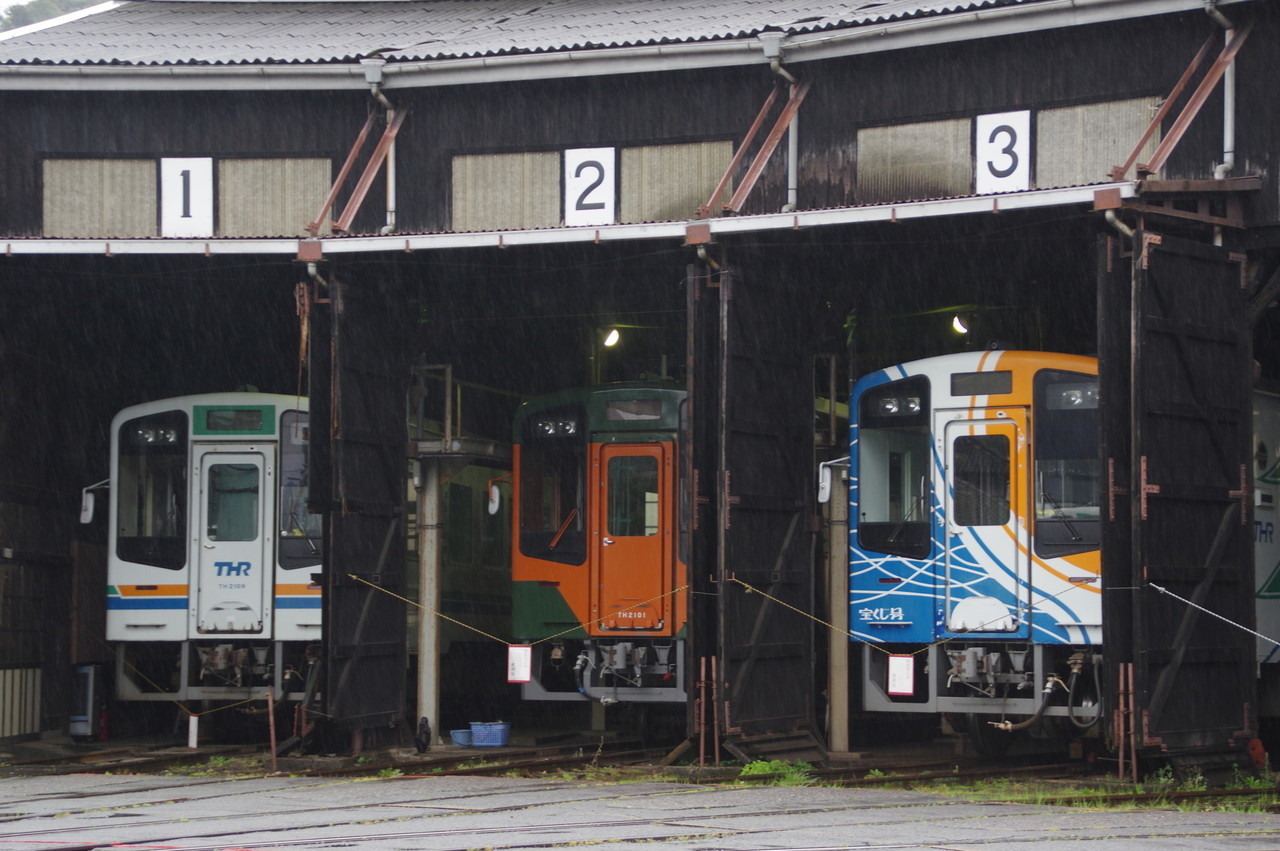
[[43, 159, 157, 238], [451, 151, 560, 231], [219, 158, 332, 237], [620, 141, 733, 223], [1035, 97, 1162, 188], [856, 119, 971, 205]]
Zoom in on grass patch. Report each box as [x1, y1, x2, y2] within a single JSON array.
[[161, 754, 267, 777], [738, 759, 816, 786], [911, 770, 1279, 813]]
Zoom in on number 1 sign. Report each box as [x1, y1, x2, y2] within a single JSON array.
[[974, 111, 1030, 195], [160, 157, 214, 237], [564, 147, 616, 227]]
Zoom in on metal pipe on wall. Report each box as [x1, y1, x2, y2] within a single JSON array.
[[762, 35, 800, 213], [383, 109, 397, 234], [416, 458, 442, 745], [1206, 1, 1235, 180]]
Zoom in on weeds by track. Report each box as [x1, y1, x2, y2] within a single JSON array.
[[8, 739, 1279, 814]]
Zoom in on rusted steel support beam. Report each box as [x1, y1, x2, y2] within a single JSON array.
[[1139, 24, 1251, 179], [308, 112, 377, 237], [723, 81, 811, 215], [1110, 31, 1216, 183], [698, 86, 781, 218], [335, 109, 408, 234]]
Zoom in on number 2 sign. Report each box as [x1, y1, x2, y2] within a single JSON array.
[[564, 147, 615, 227], [974, 111, 1030, 195]]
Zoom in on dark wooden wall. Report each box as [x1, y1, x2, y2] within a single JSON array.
[[0, 6, 1272, 237]]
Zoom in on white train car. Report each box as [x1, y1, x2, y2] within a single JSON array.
[[100, 393, 321, 705]]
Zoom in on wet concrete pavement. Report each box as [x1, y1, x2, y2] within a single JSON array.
[[2, 769, 1279, 850]]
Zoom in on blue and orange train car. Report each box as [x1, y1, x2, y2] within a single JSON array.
[[847, 351, 1103, 750]]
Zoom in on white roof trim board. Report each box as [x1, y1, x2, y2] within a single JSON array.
[[0, 0, 1254, 90], [0, 183, 1136, 257]]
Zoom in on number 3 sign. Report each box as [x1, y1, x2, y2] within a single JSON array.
[[564, 147, 616, 227], [974, 111, 1030, 195]]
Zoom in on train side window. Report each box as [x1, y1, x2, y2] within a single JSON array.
[[519, 404, 587, 565], [952, 435, 1010, 526], [1034, 370, 1100, 557], [116, 410, 188, 570], [278, 410, 322, 569], [856, 376, 931, 558], [607, 455, 658, 537]]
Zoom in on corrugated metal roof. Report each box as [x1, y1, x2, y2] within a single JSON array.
[[0, 0, 1052, 66]]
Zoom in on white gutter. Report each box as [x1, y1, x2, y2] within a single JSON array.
[[0, 182, 1135, 256], [0, 0, 1255, 91], [782, 0, 1251, 62]]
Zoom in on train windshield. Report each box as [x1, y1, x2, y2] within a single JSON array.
[[519, 404, 587, 565], [278, 409, 321, 568], [117, 410, 188, 570], [856, 376, 932, 558], [1034, 370, 1101, 557]]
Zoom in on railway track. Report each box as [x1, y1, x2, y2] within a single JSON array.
[[3, 745, 1278, 851], [0, 743, 261, 776], [7, 738, 1277, 815]]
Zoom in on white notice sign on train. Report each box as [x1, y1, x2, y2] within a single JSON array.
[[507, 645, 532, 683], [887, 654, 915, 696]]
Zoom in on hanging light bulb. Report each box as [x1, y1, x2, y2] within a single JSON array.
[[602, 328, 621, 347], [951, 314, 969, 335]]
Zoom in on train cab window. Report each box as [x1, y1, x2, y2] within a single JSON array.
[[519, 404, 587, 565], [1034, 370, 1101, 558], [607, 456, 659, 537], [857, 376, 932, 558], [206, 464, 259, 541], [117, 411, 188, 569], [952, 435, 1010, 526], [278, 410, 321, 569]]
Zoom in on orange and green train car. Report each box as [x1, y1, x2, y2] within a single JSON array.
[[511, 383, 688, 704]]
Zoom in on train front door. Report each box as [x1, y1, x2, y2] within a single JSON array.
[[938, 411, 1030, 639], [593, 444, 671, 632], [194, 448, 269, 635]]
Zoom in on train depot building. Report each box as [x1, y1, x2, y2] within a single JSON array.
[[1, 0, 1279, 772]]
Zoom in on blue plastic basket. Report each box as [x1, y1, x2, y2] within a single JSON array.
[[449, 729, 473, 747], [469, 721, 510, 747]]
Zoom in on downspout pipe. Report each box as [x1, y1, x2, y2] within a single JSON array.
[[1205, 1, 1235, 179], [760, 34, 799, 213], [1105, 210, 1134, 239], [360, 57, 398, 234]]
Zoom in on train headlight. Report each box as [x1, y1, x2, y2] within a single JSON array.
[[875, 396, 922, 416], [1047, 383, 1099, 410], [136, 427, 178, 444], [535, 419, 579, 437]]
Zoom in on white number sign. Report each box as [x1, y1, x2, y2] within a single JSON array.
[[564, 147, 615, 227], [160, 157, 214, 237], [974, 111, 1030, 195]]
